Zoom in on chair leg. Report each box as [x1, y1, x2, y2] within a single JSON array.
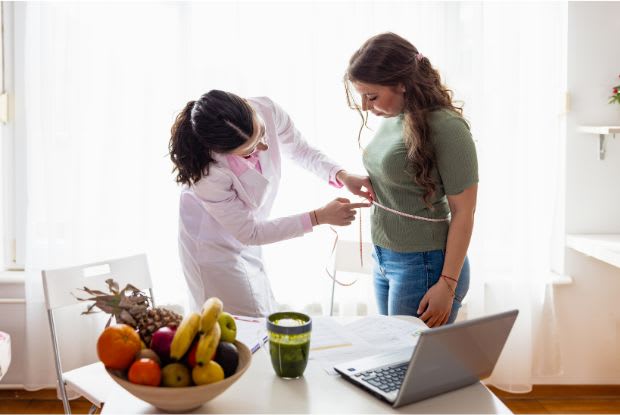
[[59, 383, 72, 414], [47, 310, 72, 414], [329, 271, 337, 317]]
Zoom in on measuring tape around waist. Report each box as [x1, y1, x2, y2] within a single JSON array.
[[370, 200, 451, 223]]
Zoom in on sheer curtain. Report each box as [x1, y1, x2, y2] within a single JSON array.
[[18, 2, 566, 390], [461, 3, 568, 391], [20, 2, 187, 389]]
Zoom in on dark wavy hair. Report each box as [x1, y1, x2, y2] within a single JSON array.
[[345, 32, 463, 207], [169, 90, 255, 185]]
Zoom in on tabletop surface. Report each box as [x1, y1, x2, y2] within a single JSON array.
[[101, 317, 511, 414]]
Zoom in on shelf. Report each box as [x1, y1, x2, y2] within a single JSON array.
[[566, 234, 620, 269], [578, 126, 620, 135], [578, 126, 620, 160]]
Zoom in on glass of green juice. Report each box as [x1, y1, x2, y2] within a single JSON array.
[[266, 312, 312, 379]]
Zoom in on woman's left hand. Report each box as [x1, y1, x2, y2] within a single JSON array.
[[417, 280, 455, 327], [336, 170, 376, 202]]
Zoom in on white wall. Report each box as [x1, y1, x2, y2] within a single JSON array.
[[544, 1, 620, 384], [566, 2, 620, 234]]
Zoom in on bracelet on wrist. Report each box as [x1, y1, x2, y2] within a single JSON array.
[[312, 210, 319, 225], [441, 274, 459, 283], [441, 277, 456, 298]]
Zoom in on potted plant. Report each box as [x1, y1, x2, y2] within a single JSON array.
[[609, 74, 620, 105]]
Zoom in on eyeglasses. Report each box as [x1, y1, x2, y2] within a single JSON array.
[[241, 134, 266, 157]]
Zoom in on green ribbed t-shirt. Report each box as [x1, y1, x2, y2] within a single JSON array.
[[363, 109, 478, 252]]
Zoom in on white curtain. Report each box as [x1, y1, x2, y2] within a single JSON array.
[[18, 2, 566, 391], [461, 3, 568, 391]]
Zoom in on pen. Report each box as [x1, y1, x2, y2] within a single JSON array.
[[233, 316, 262, 323]]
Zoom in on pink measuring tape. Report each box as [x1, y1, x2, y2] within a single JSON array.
[[370, 200, 451, 223]]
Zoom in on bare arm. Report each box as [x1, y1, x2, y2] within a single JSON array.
[[418, 184, 477, 327], [442, 184, 478, 281]]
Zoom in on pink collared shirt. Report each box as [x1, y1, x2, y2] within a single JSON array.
[[226, 153, 263, 176], [226, 154, 344, 232]]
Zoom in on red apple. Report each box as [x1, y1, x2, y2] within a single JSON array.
[[185, 337, 216, 368], [150, 326, 176, 362], [186, 339, 198, 368]]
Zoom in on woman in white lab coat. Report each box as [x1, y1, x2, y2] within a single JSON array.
[[169, 90, 374, 317]]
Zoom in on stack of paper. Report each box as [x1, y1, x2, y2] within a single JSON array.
[[309, 315, 428, 375]]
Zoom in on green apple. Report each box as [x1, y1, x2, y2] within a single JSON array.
[[192, 361, 224, 385], [218, 312, 237, 343], [161, 363, 191, 387]]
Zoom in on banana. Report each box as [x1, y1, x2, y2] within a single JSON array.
[[195, 322, 221, 366], [199, 297, 223, 333], [169, 312, 201, 360]]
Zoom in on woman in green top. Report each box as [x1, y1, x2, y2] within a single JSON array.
[[345, 33, 478, 327]]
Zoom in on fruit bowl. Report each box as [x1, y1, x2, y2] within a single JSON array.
[[106, 341, 252, 412]]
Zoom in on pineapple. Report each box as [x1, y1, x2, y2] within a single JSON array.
[[74, 278, 182, 346], [135, 307, 182, 346]]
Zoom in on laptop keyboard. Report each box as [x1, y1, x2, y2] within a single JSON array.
[[355, 362, 408, 393]]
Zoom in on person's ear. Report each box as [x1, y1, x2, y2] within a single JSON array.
[[398, 83, 406, 94]]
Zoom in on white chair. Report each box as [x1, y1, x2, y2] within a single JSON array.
[[41, 254, 154, 414], [329, 240, 374, 316]]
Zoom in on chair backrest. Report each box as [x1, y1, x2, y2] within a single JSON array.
[[42, 253, 153, 311], [334, 240, 374, 275], [328, 241, 374, 316], [41, 254, 153, 413]]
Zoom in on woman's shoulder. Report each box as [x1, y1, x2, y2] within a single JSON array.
[[247, 96, 280, 117], [428, 109, 472, 144], [247, 96, 293, 132], [428, 108, 470, 132], [247, 96, 286, 126], [246, 96, 274, 108]]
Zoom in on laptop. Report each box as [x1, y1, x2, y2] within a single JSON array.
[[334, 309, 518, 408]]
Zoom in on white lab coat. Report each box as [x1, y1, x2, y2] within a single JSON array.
[[178, 97, 343, 317]]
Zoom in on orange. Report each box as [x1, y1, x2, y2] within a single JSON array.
[[128, 358, 162, 386], [97, 324, 142, 370]]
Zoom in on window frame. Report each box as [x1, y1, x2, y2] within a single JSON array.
[[1, 2, 24, 270]]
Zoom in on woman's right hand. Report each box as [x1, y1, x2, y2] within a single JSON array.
[[314, 198, 371, 226]]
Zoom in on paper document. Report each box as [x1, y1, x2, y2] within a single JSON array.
[[345, 315, 427, 349], [309, 315, 428, 375], [310, 317, 355, 351]]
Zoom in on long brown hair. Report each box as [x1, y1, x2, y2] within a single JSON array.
[[169, 90, 255, 185], [345, 32, 463, 207]]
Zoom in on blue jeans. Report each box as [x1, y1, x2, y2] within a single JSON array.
[[372, 245, 470, 324]]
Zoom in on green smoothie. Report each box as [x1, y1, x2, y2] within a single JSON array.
[[269, 332, 311, 378], [267, 312, 312, 379]]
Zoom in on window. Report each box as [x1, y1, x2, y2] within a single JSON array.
[[0, 2, 26, 270]]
